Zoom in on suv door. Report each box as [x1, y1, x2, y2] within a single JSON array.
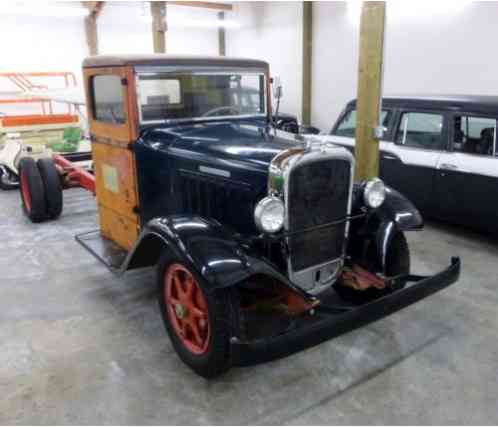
[[380, 110, 447, 214], [435, 113, 498, 232]]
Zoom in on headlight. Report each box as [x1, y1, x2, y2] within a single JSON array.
[[254, 196, 285, 233], [363, 178, 386, 208]]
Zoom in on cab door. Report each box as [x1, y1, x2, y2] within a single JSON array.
[[83, 66, 140, 251]]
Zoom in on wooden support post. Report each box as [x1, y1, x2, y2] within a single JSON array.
[[218, 11, 226, 56], [354, 1, 386, 181], [301, 1, 312, 126], [82, 1, 105, 55], [151, 1, 167, 53], [85, 14, 98, 56]]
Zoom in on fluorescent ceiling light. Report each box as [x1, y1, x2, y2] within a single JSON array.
[[140, 15, 240, 29], [1, 4, 89, 18]]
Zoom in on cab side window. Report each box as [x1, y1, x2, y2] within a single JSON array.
[[333, 109, 392, 137], [453, 115, 496, 156], [91, 75, 126, 124], [395, 112, 444, 150]]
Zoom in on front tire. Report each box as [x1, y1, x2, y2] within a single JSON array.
[[335, 231, 410, 304], [19, 157, 47, 223], [157, 253, 237, 378]]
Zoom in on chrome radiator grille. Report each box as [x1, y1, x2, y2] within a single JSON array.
[[287, 158, 351, 272]]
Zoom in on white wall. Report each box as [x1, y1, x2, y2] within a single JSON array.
[[98, 2, 219, 56], [227, 1, 303, 120], [312, 1, 498, 132], [4, 1, 498, 131], [0, 2, 220, 103], [0, 15, 86, 83]]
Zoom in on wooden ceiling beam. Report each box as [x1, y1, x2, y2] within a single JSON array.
[[168, 1, 232, 11]]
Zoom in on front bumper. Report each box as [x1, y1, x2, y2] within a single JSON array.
[[231, 257, 460, 366]]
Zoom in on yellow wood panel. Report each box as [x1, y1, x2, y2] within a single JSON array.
[[84, 65, 141, 251], [99, 205, 138, 251], [92, 142, 138, 220]]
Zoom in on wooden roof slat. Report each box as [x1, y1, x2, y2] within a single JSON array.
[[168, 1, 233, 11]]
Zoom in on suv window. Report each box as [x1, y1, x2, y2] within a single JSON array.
[[91, 75, 126, 124], [333, 109, 392, 137], [453, 115, 496, 156], [396, 112, 444, 150]]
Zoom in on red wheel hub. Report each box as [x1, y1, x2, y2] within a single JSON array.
[[20, 170, 31, 212], [164, 263, 210, 355]]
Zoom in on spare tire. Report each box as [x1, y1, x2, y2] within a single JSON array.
[[37, 158, 63, 220], [19, 157, 47, 223]]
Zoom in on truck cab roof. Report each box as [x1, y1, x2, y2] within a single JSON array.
[[82, 54, 269, 70]]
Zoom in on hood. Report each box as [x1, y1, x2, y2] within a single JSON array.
[[140, 120, 304, 170]]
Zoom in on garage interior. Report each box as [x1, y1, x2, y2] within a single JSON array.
[[1, 1, 498, 425]]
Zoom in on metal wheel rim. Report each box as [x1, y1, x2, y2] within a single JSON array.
[[164, 263, 211, 355]]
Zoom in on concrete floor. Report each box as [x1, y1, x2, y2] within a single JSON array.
[[1, 188, 498, 425]]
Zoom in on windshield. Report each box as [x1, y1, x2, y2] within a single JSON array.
[[137, 71, 267, 124]]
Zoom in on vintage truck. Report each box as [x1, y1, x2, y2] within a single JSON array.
[[18, 55, 460, 378]]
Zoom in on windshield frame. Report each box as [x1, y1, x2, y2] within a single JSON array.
[[134, 66, 269, 126]]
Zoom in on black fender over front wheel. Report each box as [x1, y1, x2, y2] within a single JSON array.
[[157, 251, 239, 378]]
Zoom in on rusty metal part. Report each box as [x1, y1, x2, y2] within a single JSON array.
[[242, 277, 319, 316], [339, 264, 387, 291]]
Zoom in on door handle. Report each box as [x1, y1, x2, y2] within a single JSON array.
[[439, 163, 459, 171], [382, 154, 397, 160]]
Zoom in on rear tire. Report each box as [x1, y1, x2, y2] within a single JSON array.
[[37, 158, 63, 220], [19, 157, 47, 223], [157, 252, 237, 378], [335, 231, 410, 304]]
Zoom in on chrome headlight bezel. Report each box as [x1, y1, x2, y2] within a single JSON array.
[[254, 196, 285, 233], [363, 177, 386, 209]]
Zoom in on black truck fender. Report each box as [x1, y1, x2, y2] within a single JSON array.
[[351, 186, 423, 272], [123, 215, 307, 295]]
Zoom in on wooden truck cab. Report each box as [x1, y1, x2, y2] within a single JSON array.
[[83, 62, 140, 250]]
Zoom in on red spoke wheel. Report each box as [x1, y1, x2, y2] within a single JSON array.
[[157, 254, 239, 378], [165, 263, 211, 355], [20, 169, 31, 212], [18, 157, 47, 223]]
